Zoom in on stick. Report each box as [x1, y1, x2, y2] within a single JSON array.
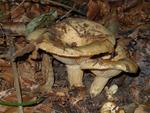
[[56, 4, 76, 22], [44, 0, 85, 16], [9, 37, 24, 113], [17, 0, 85, 16]]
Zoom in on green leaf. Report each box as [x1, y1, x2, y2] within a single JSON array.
[[0, 96, 45, 107], [25, 10, 58, 36]]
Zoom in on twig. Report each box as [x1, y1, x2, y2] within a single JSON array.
[[0, 23, 5, 40], [2, 0, 26, 19], [9, 37, 24, 113], [26, 0, 85, 16], [46, 0, 85, 16], [10, 0, 26, 15], [124, 0, 140, 11], [56, 4, 76, 22]]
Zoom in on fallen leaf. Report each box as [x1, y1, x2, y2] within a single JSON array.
[[87, 0, 100, 20]]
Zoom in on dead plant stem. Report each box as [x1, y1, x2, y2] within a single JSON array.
[[9, 38, 24, 113]]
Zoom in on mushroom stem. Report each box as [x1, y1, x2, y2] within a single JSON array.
[[90, 76, 109, 97], [66, 65, 84, 87], [90, 70, 121, 97]]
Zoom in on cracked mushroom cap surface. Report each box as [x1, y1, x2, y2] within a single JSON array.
[[27, 18, 116, 57]]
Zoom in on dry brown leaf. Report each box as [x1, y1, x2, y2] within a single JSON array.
[[87, 0, 111, 21], [97, 0, 110, 17], [30, 3, 42, 17], [3, 107, 18, 113], [1, 72, 13, 84], [0, 2, 10, 21], [87, 0, 100, 20], [30, 103, 53, 113], [134, 105, 149, 113], [0, 59, 10, 67], [11, 5, 25, 21], [1, 22, 26, 35]]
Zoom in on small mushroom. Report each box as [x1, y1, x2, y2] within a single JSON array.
[[105, 84, 118, 101], [100, 101, 125, 113], [80, 42, 138, 97], [26, 18, 116, 91]]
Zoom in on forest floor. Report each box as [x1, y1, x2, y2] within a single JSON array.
[[0, 0, 149, 113]]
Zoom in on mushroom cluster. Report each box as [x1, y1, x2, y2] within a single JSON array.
[[19, 18, 138, 97]]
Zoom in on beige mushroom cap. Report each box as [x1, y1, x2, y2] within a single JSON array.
[[80, 42, 138, 73], [27, 18, 116, 57], [80, 58, 138, 73], [54, 18, 116, 46]]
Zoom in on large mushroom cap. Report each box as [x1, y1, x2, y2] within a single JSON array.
[[27, 18, 116, 57]]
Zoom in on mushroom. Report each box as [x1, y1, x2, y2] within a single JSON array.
[[25, 18, 116, 91], [105, 84, 118, 101], [100, 101, 125, 113], [80, 41, 138, 97]]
